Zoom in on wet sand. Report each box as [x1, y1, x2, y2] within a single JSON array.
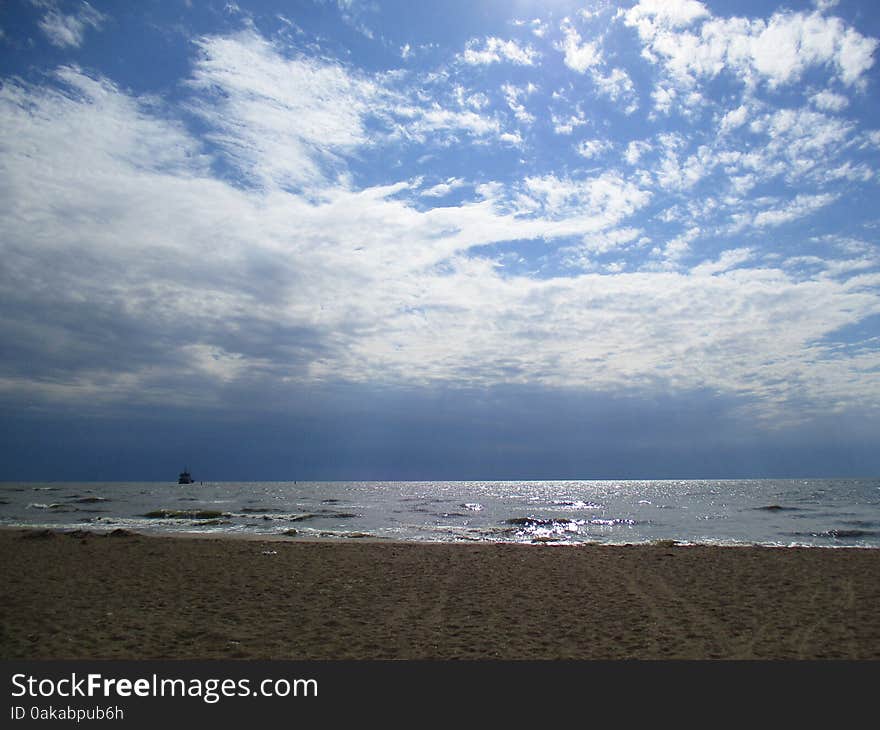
[[1, 528, 878, 660]]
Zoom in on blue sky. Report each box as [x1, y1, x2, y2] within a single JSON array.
[[2, 0, 880, 480]]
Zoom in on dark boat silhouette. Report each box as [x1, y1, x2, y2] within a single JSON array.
[[178, 468, 194, 485]]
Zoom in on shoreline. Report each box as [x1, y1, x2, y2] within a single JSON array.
[[3, 524, 878, 549], [2, 528, 879, 660]]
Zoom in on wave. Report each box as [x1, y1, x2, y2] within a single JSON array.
[[552, 500, 604, 510], [28, 502, 77, 512], [506, 517, 578, 526], [789, 529, 880, 540], [316, 530, 375, 539], [143, 509, 228, 520], [822, 529, 880, 539], [506, 516, 636, 527], [587, 518, 637, 526], [232, 510, 360, 523], [240, 511, 317, 522]]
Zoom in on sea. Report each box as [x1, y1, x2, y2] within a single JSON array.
[[2, 478, 879, 547]]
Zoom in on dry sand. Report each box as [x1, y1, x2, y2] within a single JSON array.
[[1, 528, 878, 660]]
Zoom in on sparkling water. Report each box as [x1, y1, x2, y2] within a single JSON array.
[[2, 478, 879, 547]]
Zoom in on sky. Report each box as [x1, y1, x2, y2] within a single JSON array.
[[1, 0, 880, 481]]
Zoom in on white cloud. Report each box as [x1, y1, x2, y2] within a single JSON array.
[[402, 104, 503, 142], [654, 226, 700, 266], [837, 25, 879, 86], [552, 114, 586, 135], [420, 178, 466, 198], [189, 30, 378, 189], [557, 19, 603, 73], [520, 173, 650, 223], [188, 31, 520, 189], [453, 85, 490, 111], [860, 130, 880, 149], [650, 82, 677, 115], [624, 140, 652, 165], [592, 67, 638, 111], [690, 248, 754, 277], [514, 18, 548, 38], [3, 66, 209, 178], [625, 0, 710, 30], [501, 83, 538, 125], [556, 19, 638, 112], [461, 37, 539, 66], [813, 161, 874, 184], [581, 227, 643, 254], [38, 2, 105, 49], [576, 138, 612, 158], [719, 104, 749, 134], [625, 1, 878, 97], [561, 227, 643, 270], [3, 26, 880, 422], [761, 107, 853, 165], [654, 139, 714, 191], [752, 193, 839, 228], [0, 66, 661, 397], [706, 104, 857, 192], [810, 89, 849, 112]]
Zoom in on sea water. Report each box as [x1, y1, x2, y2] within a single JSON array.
[[1, 478, 879, 547]]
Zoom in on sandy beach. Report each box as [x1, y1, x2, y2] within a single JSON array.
[[1, 528, 878, 660]]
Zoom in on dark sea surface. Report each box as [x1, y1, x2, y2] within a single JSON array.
[[2, 478, 879, 547]]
